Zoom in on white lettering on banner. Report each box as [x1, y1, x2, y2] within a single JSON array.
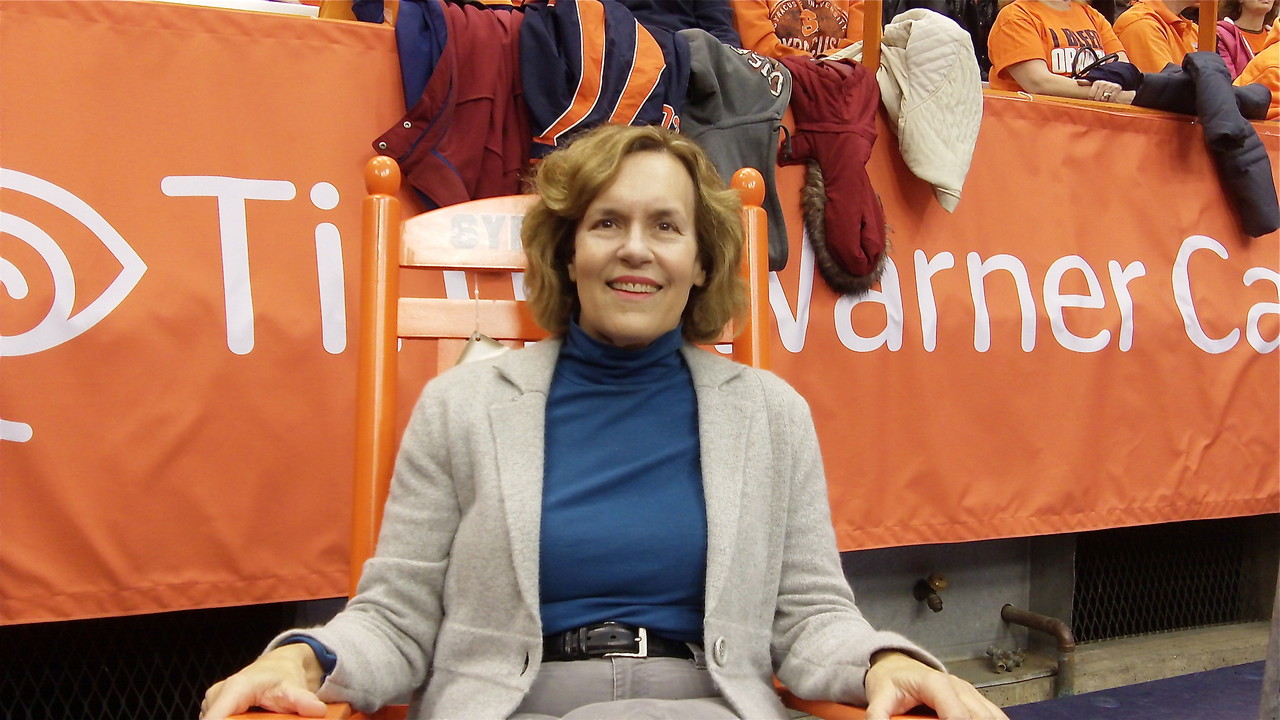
[[161, 176, 296, 355], [835, 258, 904, 352], [441, 269, 526, 306], [1107, 260, 1147, 352], [448, 270, 527, 301], [160, 176, 352, 357], [1244, 267, 1280, 353], [1044, 255, 1110, 353], [0, 169, 148, 357], [969, 252, 1038, 352], [310, 182, 346, 355], [1173, 236, 1280, 354], [768, 236, 1276, 355], [914, 250, 955, 352], [1173, 235, 1241, 354], [1, 168, 149, 443], [315, 222, 346, 354], [769, 231, 816, 353]]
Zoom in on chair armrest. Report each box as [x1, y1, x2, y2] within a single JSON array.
[[227, 695, 934, 719], [778, 688, 939, 719], [228, 703, 354, 720], [228, 704, 407, 720]]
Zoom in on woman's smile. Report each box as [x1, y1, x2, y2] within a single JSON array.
[[608, 276, 662, 296]]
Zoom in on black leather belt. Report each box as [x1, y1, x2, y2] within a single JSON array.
[[542, 622, 696, 661]]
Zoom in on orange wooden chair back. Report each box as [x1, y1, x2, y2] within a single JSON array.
[[228, 159, 925, 720], [350, 155, 772, 598]]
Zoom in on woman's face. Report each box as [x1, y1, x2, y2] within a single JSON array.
[[568, 151, 705, 350]]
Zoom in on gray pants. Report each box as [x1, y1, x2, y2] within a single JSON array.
[[510, 652, 739, 720]]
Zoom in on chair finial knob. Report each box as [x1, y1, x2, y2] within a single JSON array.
[[366, 156, 401, 195], [731, 168, 765, 207]]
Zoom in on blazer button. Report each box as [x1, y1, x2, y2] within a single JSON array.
[[712, 637, 728, 666]]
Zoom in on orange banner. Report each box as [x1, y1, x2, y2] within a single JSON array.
[[772, 99, 1280, 550], [0, 0, 404, 623], [1, 0, 1277, 624]]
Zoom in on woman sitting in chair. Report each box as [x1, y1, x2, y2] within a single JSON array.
[[202, 125, 1006, 720]]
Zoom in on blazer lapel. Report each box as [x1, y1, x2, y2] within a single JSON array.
[[490, 340, 560, 619], [683, 347, 753, 613]]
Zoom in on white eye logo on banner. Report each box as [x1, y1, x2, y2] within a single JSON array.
[[0, 168, 148, 442]]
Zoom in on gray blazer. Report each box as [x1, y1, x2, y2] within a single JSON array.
[[280, 339, 940, 719]]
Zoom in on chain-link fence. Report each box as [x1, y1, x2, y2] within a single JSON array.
[[1072, 518, 1274, 643], [0, 603, 301, 720]]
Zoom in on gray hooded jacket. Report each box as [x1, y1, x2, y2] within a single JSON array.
[[679, 29, 793, 271]]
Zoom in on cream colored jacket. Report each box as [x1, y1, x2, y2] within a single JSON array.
[[832, 9, 983, 212]]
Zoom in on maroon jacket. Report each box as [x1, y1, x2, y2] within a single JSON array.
[[375, 2, 530, 209], [777, 56, 885, 293]]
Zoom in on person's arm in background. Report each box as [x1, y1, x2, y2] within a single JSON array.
[[732, 0, 814, 57], [1007, 58, 1136, 102], [1234, 41, 1280, 120]]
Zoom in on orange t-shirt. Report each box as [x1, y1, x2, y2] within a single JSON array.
[[987, 0, 1126, 92], [732, 0, 865, 58], [1239, 24, 1273, 54], [1235, 24, 1280, 120], [1113, 0, 1199, 72]]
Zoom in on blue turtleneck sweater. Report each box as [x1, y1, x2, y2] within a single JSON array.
[[539, 322, 707, 643]]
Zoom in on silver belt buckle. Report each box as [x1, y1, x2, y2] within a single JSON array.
[[604, 627, 648, 658]]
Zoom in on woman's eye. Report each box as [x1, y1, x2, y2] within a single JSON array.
[[656, 221, 678, 233], [592, 218, 616, 230]]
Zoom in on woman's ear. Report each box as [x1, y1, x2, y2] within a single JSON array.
[[694, 260, 707, 287], [567, 260, 577, 283]]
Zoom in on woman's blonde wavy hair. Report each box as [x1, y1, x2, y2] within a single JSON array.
[[521, 124, 746, 344]]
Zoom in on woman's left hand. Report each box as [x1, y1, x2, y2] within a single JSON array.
[[1087, 79, 1124, 103], [864, 651, 1009, 720]]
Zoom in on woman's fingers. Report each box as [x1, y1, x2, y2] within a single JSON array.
[[1090, 80, 1122, 102], [200, 644, 328, 720], [865, 652, 1010, 720], [948, 674, 1009, 719]]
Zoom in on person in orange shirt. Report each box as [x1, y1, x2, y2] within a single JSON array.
[[988, 0, 1135, 102], [1234, 23, 1280, 118], [1221, 0, 1278, 54], [1113, 0, 1199, 71], [732, 0, 865, 58]]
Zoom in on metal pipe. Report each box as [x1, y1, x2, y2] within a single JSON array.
[[1000, 604, 1076, 697]]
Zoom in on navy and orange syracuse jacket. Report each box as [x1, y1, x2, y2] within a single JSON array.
[[521, 0, 691, 157]]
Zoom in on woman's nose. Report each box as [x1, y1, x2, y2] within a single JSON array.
[[617, 227, 654, 263]]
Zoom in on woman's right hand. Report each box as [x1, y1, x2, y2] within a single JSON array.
[[200, 642, 329, 720]]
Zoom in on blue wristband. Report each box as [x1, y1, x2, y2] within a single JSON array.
[[279, 634, 338, 681]]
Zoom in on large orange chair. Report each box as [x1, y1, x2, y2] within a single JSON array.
[[226, 156, 930, 720]]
